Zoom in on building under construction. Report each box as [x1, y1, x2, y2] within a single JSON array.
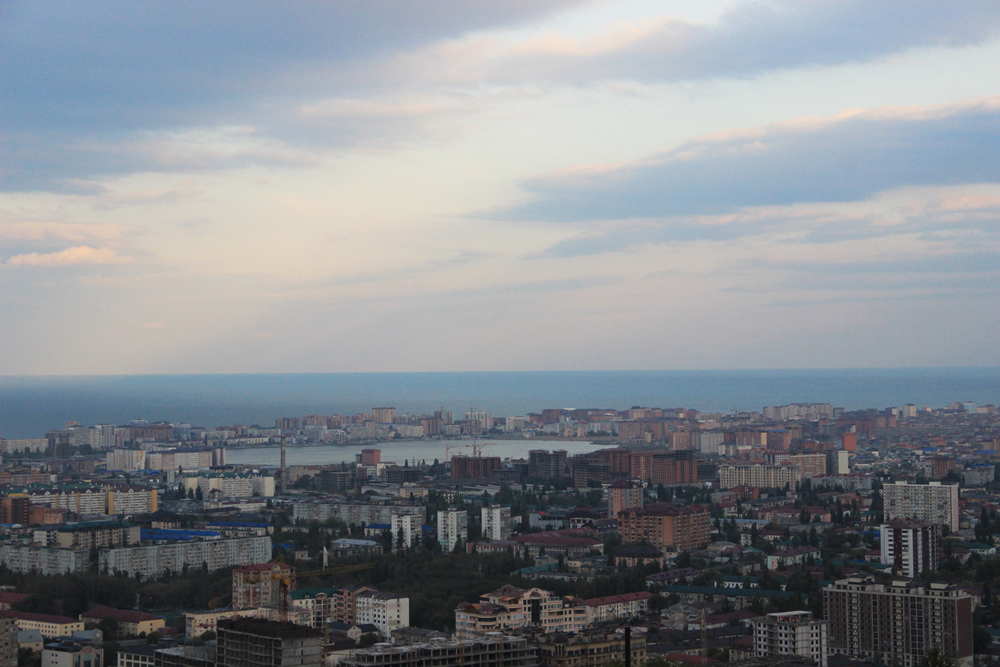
[[338, 635, 538, 667], [216, 618, 322, 667]]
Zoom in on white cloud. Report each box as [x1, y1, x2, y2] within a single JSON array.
[[7, 246, 134, 267]]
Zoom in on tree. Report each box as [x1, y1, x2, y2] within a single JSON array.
[[194, 486, 203, 501], [920, 647, 954, 667]]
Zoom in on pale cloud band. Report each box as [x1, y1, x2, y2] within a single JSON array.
[[6, 246, 133, 267]]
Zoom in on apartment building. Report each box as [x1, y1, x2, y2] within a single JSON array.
[[617, 503, 711, 550], [437, 510, 467, 552], [390, 514, 422, 552], [455, 586, 587, 639], [99, 535, 271, 578], [823, 576, 973, 667], [880, 518, 939, 578], [482, 507, 512, 541], [883, 482, 960, 532], [583, 592, 652, 624], [289, 588, 337, 629], [607, 480, 643, 520], [232, 562, 294, 611], [356, 591, 409, 637], [216, 619, 322, 667], [753, 611, 828, 667], [292, 502, 423, 526], [718, 464, 800, 490], [0, 545, 89, 575]]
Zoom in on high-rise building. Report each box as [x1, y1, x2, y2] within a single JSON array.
[[824, 576, 973, 667], [528, 450, 568, 479], [464, 411, 493, 435], [786, 454, 826, 479], [437, 510, 468, 552], [883, 481, 960, 532], [753, 611, 828, 667], [216, 619, 321, 667], [902, 404, 917, 419], [371, 408, 396, 424], [359, 449, 381, 465], [617, 503, 711, 550], [842, 433, 857, 452], [607, 480, 643, 520], [825, 450, 851, 476], [651, 451, 698, 486], [481, 507, 512, 541], [450, 456, 502, 480], [391, 514, 421, 552], [880, 518, 938, 578]]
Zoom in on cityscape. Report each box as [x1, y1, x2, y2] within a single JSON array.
[[0, 398, 997, 667], [4, 3, 1000, 667]]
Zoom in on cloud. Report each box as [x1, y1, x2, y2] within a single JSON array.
[[6, 246, 134, 267], [497, 96, 1000, 223], [0, 221, 129, 241], [5, 2, 1000, 193], [0, 1, 586, 192], [385, 1, 1000, 87]]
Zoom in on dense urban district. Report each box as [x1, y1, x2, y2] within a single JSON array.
[[1, 401, 1000, 667]]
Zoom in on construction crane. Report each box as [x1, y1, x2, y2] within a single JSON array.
[[270, 570, 294, 622]]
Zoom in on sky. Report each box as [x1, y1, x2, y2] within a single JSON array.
[[2, 0, 1000, 375]]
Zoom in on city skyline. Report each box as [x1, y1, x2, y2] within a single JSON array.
[[3, 2, 1000, 374]]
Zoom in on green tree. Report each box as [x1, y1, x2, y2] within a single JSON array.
[[920, 647, 954, 667]]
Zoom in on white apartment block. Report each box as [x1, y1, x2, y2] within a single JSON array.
[[391, 514, 421, 552], [718, 464, 800, 490], [883, 482, 960, 532], [754, 611, 829, 667], [356, 592, 409, 637], [292, 503, 423, 525], [106, 449, 146, 472], [880, 518, 939, 578], [0, 545, 89, 575], [99, 536, 271, 578], [481, 507, 512, 541], [437, 510, 467, 552], [182, 473, 274, 499], [107, 486, 158, 515]]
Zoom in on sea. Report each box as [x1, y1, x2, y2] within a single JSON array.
[[1, 368, 999, 441], [224, 440, 596, 467]]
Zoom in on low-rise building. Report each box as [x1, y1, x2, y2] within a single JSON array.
[[78, 607, 164, 637], [455, 585, 587, 639], [583, 592, 652, 623], [42, 640, 102, 667], [338, 634, 537, 667], [534, 630, 645, 667], [0, 611, 83, 638], [355, 592, 409, 637]]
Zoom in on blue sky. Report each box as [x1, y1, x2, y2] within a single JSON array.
[[2, 1, 1000, 373]]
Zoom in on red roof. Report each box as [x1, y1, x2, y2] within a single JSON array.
[[0, 610, 79, 625], [80, 605, 164, 623], [0, 592, 28, 605]]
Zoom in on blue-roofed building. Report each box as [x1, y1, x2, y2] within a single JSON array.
[[140, 528, 221, 542]]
